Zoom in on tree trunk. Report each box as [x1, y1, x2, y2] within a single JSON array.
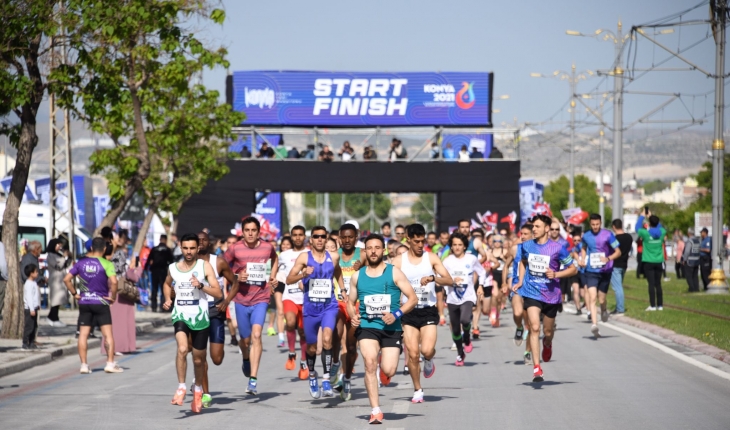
[[133, 199, 160, 256], [1, 121, 39, 339]]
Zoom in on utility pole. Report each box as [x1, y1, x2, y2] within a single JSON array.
[[613, 20, 625, 221], [569, 64, 576, 208], [708, 0, 729, 294], [599, 129, 605, 222], [323, 192, 329, 231]]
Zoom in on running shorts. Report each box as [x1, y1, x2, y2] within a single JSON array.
[[234, 302, 268, 339], [483, 283, 493, 298], [78, 304, 112, 327], [208, 308, 226, 344], [435, 285, 444, 294], [303, 301, 339, 345], [584, 272, 612, 294], [355, 327, 403, 350], [226, 300, 237, 323], [523, 297, 560, 319], [579, 272, 587, 288], [283, 299, 303, 329], [174, 321, 210, 350], [273, 283, 285, 294], [493, 270, 503, 289], [401, 306, 439, 329], [337, 300, 350, 324]]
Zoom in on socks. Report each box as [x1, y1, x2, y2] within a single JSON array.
[[322, 348, 332, 378], [287, 330, 296, 351], [178, 383, 186, 390], [372, 407, 381, 415], [306, 352, 316, 373], [278, 332, 285, 342], [300, 337, 307, 360], [194, 384, 202, 393]]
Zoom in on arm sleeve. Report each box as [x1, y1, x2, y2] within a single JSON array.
[[101, 259, 117, 278], [635, 216, 646, 233], [608, 232, 620, 250], [559, 246, 574, 267]]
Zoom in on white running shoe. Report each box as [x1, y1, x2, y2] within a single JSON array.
[[657, 306, 664, 311], [80, 364, 91, 374], [450, 342, 457, 351], [591, 324, 601, 338], [645, 306, 657, 311], [411, 389, 424, 403], [104, 362, 124, 373], [53, 320, 67, 327]]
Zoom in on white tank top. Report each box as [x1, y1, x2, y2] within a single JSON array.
[[399, 252, 436, 308], [279, 249, 308, 305], [205, 254, 225, 303], [170, 259, 210, 330], [442, 254, 480, 305]]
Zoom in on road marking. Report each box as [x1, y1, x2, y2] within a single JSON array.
[[601, 322, 730, 382]]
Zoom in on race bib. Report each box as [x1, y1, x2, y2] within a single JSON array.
[[364, 294, 391, 317], [308, 279, 333, 300], [286, 283, 301, 295], [246, 262, 267, 286], [589, 253, 605, 268], [528, 254, 550, 277], [408, 278, 430, 308]]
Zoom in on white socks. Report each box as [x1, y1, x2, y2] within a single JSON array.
[[178, 383, 186, 390], [194, 384, 202, 393], [372, 407, 382, 415]]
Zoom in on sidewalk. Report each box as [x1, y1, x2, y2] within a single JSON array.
[[0, 308, 170, 378]]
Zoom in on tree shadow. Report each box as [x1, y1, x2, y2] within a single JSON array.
[[520, 380, 577, 390]]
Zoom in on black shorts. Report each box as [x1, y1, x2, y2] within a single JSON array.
[[355, 327, 403, 350], [493, 270, 503, 289], [579, 273, 587, 288], [584, 272, 612, 294], [274, 283, 285, 294], [482, 282, 493, 298], [559, 277, 572, 295], [523, 297, 560, 319], [174, 321, 210, 350], [401, 306, 439, 329], [435, 285, 444, 294], [78, 304, 112, 327], [208, 309, 226, 344]]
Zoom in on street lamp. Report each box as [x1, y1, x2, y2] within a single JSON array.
[[531, 64, 593, 208]]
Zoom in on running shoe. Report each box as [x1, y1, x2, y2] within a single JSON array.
[[455, 355, 464, 367], [171, 388, 186, 406], [104, 362, 124, 373], [322, 380, 334, 397], [201, 393, 212, 408], [489, 309, 497, 327], [245, 379, 258, 396], [308, 375, 321, 399], [524, 351, 532, 366], [329, 361, 341, 384], [379, 366, 391, 386], [277, 339, 286, 348], [439, 315, 446, 326], [586, 311, 591, 321], [591, 324, 601, 338], [532, 365, 544, 382], [464, 342, 473, 354], [411, 389, 424, 404], [299, 362, 309, 380], [514, 326, 524, 346], [645, 306, 657, 311], [369, 410, 384, 424], [285, 353, 296, 370], [242, 359, 251, 377], [230, 336, 238, 346], [472, 327, 480, 339], [402, 365, 409, 376], [332, 372, 342, 391], [80, 364, 91, 374], [423, 359, 436, 378], [575, 309, 582, 316], [267, 327, 276, 336], [340, 377, 352, 401], [601, 310, 609, 323], [542, 338, 552, 362], [450, 342, 457, 351], [191, 390, 202, 413], [657, 306, 664, 311]]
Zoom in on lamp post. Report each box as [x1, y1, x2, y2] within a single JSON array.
[[531, 66, 593, 208]]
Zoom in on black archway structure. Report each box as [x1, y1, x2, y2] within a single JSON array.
[[178, 159, 520, 235]]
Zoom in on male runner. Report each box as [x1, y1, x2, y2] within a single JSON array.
[[513, 215, 577, 382], [485, 234, 508, 328], [433, 231, 450, 324], [63, 237, 123, 374], [579, 214, 621, 337], [286, 226, 345, 399], [224, 216, 279, 395], [425, 231, 437, 253], [224, 235, 240, 345], [503, 223, 533, 364], [278, 226, 310, 378], [348, 234, 417, 425], [391, 224, 453, 403], [163, 234, 222, 413], [337, 223, 367, 401], [195, 231, 238, 407]]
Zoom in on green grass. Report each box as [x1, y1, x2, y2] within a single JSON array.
[[605, 270, 730, 353]]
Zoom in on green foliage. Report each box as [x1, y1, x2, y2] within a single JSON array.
[[410, 194, 435, 228], [543, 174, 612, 224], [642, 179, 668, 195]]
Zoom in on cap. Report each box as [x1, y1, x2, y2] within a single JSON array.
[[345, 219, 360, 230]]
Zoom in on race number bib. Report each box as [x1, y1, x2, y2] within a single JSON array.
[[528, 254, 550, 277], [246, 262, 267, 286], [589, 253, 605, 268], [364, 294, 391, 317], [409, 278, 429, 308], [308, 279, 333, 300], [286, 283, 301, 295], [176, 282, 200, 305]]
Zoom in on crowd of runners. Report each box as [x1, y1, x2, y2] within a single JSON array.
[[69, 210, 654, 424]]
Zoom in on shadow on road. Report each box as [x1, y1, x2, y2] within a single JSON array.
[[175, 407, 234, 418], [520, 380, 577, 390], [356, 412, 424, 421], [581, 336, 618, 341]]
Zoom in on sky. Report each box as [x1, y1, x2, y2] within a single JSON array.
[[200, 0, 721, 134]]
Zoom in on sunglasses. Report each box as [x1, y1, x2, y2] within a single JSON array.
[[494, 240, 503, 243], [549, 228, 560, 231], [311, 234, 327, 239]]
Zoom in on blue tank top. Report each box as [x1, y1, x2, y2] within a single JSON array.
[[357, 264, 402, 331], [511, 243, 523, 285], [302, 251, 336, 312], [466, 239, 478, 257]]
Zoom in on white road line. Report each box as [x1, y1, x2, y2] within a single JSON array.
[[601, 322, 730, 382]]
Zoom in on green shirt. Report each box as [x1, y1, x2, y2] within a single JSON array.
[[357, 264, 402, 331], [637, 227, 666, 263]]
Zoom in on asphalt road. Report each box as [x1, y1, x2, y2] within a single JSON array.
[[1, 308, 728, 430]]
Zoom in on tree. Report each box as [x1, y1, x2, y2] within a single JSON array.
[[410, 193, 435, 229], [0, 0, 58, 338], [543, 174, 612, 225], [53, 0, 230, 235], [642, 179, 668, 195], [303, 193, 391, 232]]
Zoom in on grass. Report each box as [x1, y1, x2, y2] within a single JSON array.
[[605, 270, 730, 353]]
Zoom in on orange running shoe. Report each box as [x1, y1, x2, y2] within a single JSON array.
[[171, 388, 186, 406], [489, 309, 498, 327], [285, 353, 296, 370], [379, 366, 391, 386], [472, 327, 480, 339], [298, 362, 310, 380], [369, 410, 384, 424], [191, 390, 202, 413]]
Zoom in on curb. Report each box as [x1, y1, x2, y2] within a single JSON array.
[[0, 318, 168, 379]]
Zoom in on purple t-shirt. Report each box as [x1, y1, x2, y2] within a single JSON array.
[[519, 239, 573, 304], [69, 256, 116, 305], [581, 229, 620, 274]]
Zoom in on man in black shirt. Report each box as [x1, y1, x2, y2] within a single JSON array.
[[145, 235, 175, 312], [318, 145, 334, 162], [610, 219, 633, 315]]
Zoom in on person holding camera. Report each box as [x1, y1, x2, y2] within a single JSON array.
[[635, 208, 667, 311]]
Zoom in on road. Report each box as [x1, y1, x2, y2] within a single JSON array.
[[1, 309, 728, 430]]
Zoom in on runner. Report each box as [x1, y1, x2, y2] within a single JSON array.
[[63, 237, 123, 375], [569, 229, 586, 315], [337, 223, 367, 401], [442, 232, 485, 366], [503, 223, 534, 364], [513, 215, 577, 382], [579, 214, 621, 338], [286, 226, 345, 399], [195, 231, 239, 408], [223, 216, 279, 396], [224, 235, 240, 346], [162, 233, 222, 413], [486, 234, 508, 328], [391, 223, 453, 403], [271, 237, 293, 345], [347, 234, 417, 424], [279, 226, 310, 378]]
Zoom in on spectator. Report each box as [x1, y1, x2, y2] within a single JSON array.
[[389, 138, 407, 161], [338, 141, 356, 161], [240, 145, 252, 159], [443, 142, 456, 161], [105, 230, 135, 354], [274, 140, 288, 159], [0, 238, 8, 316], [170, 233, 182, 261], [683, 227, 701, 292], [429, 141, 440, 159], [489, 146, 504, 158], [635, 210, 666, 311], [144, 234, 175, 312], [381, 222, 392, 241], [699, 227, 712, 290], [363, 145, 377, 161], [22, 264, 40, 350], [287, 146, 300, 159], [469, 146, 483, 159], [21, 241, 42, 284], [674, 230, 685, 279], [257, 142, 275, 159], [610, 219, 633, 315], [301, 144, 316, 159], [636, 237, 644, 279], [458, 145, 470, 162], [318, 144, 334, 162], [45, 238, 69, 327]]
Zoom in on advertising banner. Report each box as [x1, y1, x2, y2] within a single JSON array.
[[94, 195, 110, 228], [34, 176, 94, 232], [519, 179, 545, 224], [255, 192, 282, 240], [695, 212, 712, 236], [232, 71, 493, 126]]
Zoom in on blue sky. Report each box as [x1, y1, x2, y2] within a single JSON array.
[[202, 0, 720, 133]]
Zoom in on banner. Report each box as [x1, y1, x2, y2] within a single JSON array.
[[232, 71, 493, 126], [255, 192, 282, 240], [695, 212, 712, 236], [0, 177, 37, 202], [442, 134, 494, 160], [94, 195, 110, 228], [519, 179, 545, 224], [34, 176, 94, 232]]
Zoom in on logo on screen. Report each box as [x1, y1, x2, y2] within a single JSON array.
[[455, 82, 475, 109], [244, 87, 275, 109]]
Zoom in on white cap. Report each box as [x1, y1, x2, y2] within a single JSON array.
[[345, 219, 360, 230]]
